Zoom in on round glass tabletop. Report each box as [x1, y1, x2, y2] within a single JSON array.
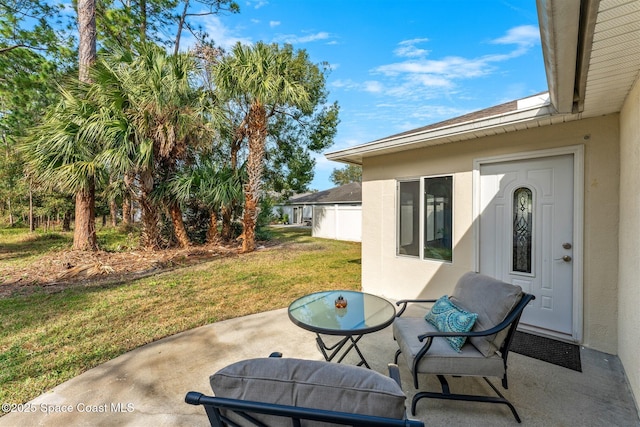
[[288, 290, 396, 336]]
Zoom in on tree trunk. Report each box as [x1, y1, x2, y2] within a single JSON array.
[[122, 171, 134, 226], [139, 169, 161, 249], [139, 195, 160, 249], [73, 186, 97, 250], [139, 0, 147, 41], [174, 0, 190, 55], [74, 0, 97, 250], [29, 180, 34, 232], [110, 198, 118, 226], [207, 210, 220, 243], [169, 203, 190, 248], [7, 198, 13, 226], [221, 134, 242, 242], [122, 197, 132, 226], [242, 196, 257, 252], [63, 209, 72, 232], [221, 206, 233, 241], [241, 102, 267, 253], [77, 0, 96, 83]]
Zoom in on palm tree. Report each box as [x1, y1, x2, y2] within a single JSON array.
[[22, 84, 107, 250], [203, 164, 245, 242], [213, 42, 322, 252], [130, 45, 212, 248], [24, 42, 210, 250], [93, 43, 213, 248], [168, 160, 244, 243]]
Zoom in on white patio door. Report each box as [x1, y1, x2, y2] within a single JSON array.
[[479, 154, 575, 338]]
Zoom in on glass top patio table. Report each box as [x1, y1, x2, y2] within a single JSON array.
[[288, 290, 396, 335], [288, 290, 396, 368]]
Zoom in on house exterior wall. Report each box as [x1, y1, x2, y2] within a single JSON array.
[[312, 205, 362, 242], [618, 77, 640, 410], [277, 206, 294, 223], [274, 205, 313, 224], [361, 114, 619, 354]]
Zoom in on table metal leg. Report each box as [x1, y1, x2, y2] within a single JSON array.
[[315, 333, 371, 369]]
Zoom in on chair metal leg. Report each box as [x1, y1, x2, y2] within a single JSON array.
[[411, 376, 522, 423]]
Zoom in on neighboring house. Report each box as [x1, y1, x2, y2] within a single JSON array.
[[276, 192, 314, 225], [326, 0, 640, 412], [277, 182, 362, 241]]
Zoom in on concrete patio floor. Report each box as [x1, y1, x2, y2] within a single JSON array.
[[1, 307, 638, 426]]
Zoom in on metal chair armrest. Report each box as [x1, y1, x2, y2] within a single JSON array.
[[185, 393, 425, 427], [396, 298, 437, 317]]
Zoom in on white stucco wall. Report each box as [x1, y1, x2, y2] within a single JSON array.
[[361, 115, 620, 354], [618, 77, 640, 411]]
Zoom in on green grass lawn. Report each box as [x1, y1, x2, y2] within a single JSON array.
[[0, 226, 361, 407]]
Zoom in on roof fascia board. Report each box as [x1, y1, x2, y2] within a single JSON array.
[[574, 0, 600, 113], [536, 0, 582, 113]]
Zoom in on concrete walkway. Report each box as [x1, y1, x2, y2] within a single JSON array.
[[1, 308, 638, 426]]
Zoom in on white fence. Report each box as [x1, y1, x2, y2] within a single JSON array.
[[312, 205, 362, 242]]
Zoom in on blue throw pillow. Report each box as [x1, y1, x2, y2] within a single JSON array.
[[425, 295, 478, 352]]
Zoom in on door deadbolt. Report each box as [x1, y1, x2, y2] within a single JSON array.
[[562, 243, 572, 250]]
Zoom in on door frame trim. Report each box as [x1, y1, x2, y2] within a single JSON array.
[[472, 145, 584, 343]]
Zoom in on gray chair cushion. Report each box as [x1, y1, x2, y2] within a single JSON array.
[[393, 317, 505, 378], [210, 357, 407, 426], [449, 272, 523, 357]]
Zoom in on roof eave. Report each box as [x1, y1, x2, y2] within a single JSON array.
[[536, 0, 599, 114], [536, 0, 581, 113], [326, 100, 557, 165]]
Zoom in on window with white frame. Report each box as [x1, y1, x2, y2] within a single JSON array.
[[397, 176, 453, 261]]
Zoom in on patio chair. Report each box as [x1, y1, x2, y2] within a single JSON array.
[[185, 353, 424, 427], [393, 272, 535, 423]]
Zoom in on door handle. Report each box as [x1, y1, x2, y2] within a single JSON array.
[[554, 255, 572, 262]]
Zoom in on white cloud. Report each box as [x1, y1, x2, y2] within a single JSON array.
[[375, 56, 491, 80], [363, 80, 384, 93], [411, 73, 455, 88], [330, 79, 382, 93], [492, 25, 539, 47], [250, 0, 269, 9], [269, 20, 281, 28], [394, 38, 430, 58], [273, 31, 331, 44], [183, 15, 253, 50], [330, 79, 355, 90], [490, 24, 540, 57], [366, 25, 539, 99]]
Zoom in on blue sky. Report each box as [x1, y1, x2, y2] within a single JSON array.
[[185, 1, 548, 191]]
